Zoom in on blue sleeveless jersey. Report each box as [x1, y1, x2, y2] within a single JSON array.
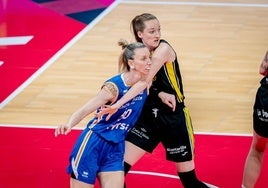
[[87, 74, 147, 143]]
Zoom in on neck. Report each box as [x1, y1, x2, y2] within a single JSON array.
[[123, 72, 142, 86]]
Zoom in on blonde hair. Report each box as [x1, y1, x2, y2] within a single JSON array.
[[117, 39, 146, 73], [118, 39, 129, 72]]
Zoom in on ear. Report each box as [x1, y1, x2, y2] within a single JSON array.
[[128, 59, 135, 69], [137, 31, 143, 39]]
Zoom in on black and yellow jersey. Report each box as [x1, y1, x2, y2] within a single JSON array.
[[147, 39, 185, 112]]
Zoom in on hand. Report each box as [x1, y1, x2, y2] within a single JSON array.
[[158, 92, 176, 111], [54, 124, 72, 137], [95, 105, 118, 121]]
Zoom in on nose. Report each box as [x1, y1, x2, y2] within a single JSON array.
[[155, 30, 161, 38]]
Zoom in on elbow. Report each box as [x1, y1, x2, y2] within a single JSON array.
[[260, 71, 267, 76], [259, 67, 267, 76], [141, 80, 151, 88], [138, 79, 150, 87]]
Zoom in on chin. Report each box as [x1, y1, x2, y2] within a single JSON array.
[[152, 43, 159, 48]]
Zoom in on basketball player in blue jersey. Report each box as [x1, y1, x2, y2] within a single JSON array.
[[54, 41, 151, 188], [242, 50, 268, 188], [97, 13, 210, 188]]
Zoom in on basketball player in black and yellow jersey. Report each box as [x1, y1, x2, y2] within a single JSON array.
[[97, 13, 211, 188]]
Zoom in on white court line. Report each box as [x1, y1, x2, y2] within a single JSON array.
[[123, 0, 268, 7], [0, 36, 33, 46], [0, 123, 252, 136], [0, 124, 83, 130], [129, 170, 180, 179]]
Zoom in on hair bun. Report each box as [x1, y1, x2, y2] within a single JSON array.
[[118, 38, 129, 49]]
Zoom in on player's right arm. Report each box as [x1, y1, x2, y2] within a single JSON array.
[[54, 82, 118, 136]]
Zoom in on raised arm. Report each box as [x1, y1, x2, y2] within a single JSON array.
[[104, 42, 175, 112]]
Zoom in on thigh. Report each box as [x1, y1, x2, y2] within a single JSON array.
[[70, 177, 94, 188], [98, 171, 124, 188], [124, 141, 147, 165]]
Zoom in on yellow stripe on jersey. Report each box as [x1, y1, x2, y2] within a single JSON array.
[[183, 107, 195, 159], [74, 130, 93, 167], [165, 62, 184, 102]]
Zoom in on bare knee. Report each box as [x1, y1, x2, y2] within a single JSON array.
[[176, 160, 195, 172]]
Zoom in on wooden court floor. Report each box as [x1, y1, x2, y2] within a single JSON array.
[[1, 0, 268, 136]]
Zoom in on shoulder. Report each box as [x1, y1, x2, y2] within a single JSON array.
[[102, 81, 119, 97], [102, 74, 122, 95], [156, 40, 175, 53], [106, 74, 121, 82], [154, 40, 176, 61]]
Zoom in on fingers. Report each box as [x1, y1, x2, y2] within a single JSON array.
[[106, 113, 113, 121], [54, 125, 71, 137], [65, 127, 72, 135], [94, 111, 102, 124], [161, 97, 175, 109], [170, 98, 176, 111], [165, 101, 173, 108], [172, 102, 176, 112], [167, 101, 175, 112], [95, 105, 117, 121], [105, 114, 111, 121], [166, 95, 176, 111], [159, 92, 177, 111], [54, 126, 61, 137]]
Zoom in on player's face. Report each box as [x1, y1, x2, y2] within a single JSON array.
[[138, 19, 161, 51], [132, 47, 151, 75]]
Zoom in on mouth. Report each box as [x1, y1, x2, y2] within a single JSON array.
[[151, 39, 160, 46]]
